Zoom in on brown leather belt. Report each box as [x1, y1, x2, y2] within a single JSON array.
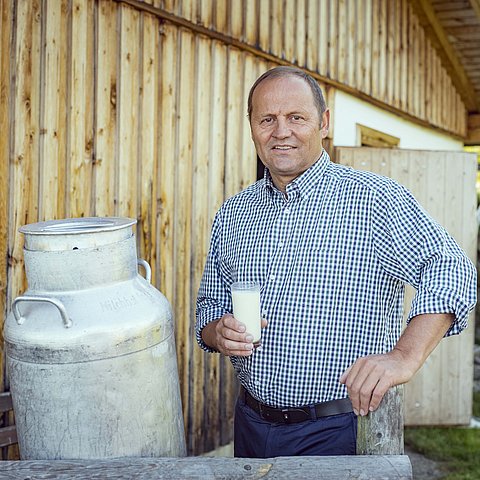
[[240, 386, 353, 424]]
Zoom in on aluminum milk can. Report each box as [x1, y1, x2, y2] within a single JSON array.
[[4, 217, 186, 459]]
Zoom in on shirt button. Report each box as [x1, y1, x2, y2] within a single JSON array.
[[262, 309, 267, 317], [269, 274, 276, 281], [278, 242, 284, 248], [254, 380, 260, 386], [284, 208, 290, 214]]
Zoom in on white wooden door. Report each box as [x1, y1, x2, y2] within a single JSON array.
[[335, 147, 477, 426]]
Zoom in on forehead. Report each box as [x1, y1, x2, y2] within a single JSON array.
[[251, 75, 316, 115]]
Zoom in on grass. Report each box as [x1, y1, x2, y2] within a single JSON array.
[[404, 392, 480, 480]]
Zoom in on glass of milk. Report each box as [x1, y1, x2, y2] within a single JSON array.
[[231, 281, 261, 345]]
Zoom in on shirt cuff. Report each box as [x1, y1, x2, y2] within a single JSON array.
[[195, 307, 227, 353], [407, 287, 471, 337]]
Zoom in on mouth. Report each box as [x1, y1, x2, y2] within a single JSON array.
[[271, 145, 296, 151]]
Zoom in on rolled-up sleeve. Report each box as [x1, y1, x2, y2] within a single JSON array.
[[195, 210, 231, 352], [372, 180, 476, 336]]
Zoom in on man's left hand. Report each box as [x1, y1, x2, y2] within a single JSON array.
[[339, 313, 454, 416], [339, 349, 415, 416]]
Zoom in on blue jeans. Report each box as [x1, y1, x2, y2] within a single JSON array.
[[234, 396, 357, 457]]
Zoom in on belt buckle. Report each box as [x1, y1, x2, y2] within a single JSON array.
[[281, 408, 291, 424]]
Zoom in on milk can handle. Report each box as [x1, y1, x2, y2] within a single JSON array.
[[12, 296, 73, 329], [137, 258, 152, 284]]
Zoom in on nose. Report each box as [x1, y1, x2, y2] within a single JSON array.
[[272, 118, 291, 139]]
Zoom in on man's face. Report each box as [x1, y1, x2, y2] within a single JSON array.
[[250, 75, 329, 191]]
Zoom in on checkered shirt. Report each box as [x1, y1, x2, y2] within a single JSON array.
[[195, 150, 476, 407]]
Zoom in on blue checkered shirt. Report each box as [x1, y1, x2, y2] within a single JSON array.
[[195, 150, 476, 407]]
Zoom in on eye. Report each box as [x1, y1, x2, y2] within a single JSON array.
[[292, 115, 303, 121], [261, 117, 273, 124]]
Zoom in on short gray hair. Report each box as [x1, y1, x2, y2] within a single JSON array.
[[247, 66, 327, 123]]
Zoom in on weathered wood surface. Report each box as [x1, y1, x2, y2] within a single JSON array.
[[0, 456, 412, 479], [357, 386, 404, 455]]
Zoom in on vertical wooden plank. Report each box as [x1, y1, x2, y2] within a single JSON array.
[[337, 0, 347, 82], [377, 0, 387, 100], [371, 0, 379, 98], [306, 0, 318, 71], [327, 0, 337, 78], [295, 0, 306, 67], [363, 0, 372, 95], [0, 0, 12, 396], [117, 5, 139, 219], [424, 42, 432, 122], [318, 0, 328, 75], [179, 0, 195, 23], [94, 0, 117, 216], [229, 0, 242, 39], [432, 55, 439, 128], [258, 0, 269, 52], [9, 0, 42, 303], [284, 0, 295, 61], [418, 26, 425, 120], [138, 11, 159, 277], [393, 0, 401, 109], [407, 2, 414, 115], [346, 0, 355, 87], [158, 23, 177, 310], [355, 0, 364, 92], [214, 0, 227, 33], [67, 0, 94, 218], [241, 53, 258, 189], [386, 0, 395, 106], [40, 0, 68, 221], [197, 0, 213, 28], [412, 14, 420, 118], [400, 0, 408, 110], [174, 29, 195, 452], [190, 35, 211, 454], [204, 39, 228, 452], [270, 0, 283, 58], [224, 48, 243, 198], [244, 0, 256, 45]]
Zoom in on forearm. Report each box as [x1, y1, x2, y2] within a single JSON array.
[[201, 319, 221, 351], [392, 313, 454, 376], [340, 312, 454, 414]]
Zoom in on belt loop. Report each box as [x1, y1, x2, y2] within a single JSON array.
[[310, 405, 317, 421]]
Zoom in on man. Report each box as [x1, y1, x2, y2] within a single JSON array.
[[195, 66, 476, 457]]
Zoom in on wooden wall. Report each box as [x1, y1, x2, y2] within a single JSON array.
[[0, 0, 471, 455]]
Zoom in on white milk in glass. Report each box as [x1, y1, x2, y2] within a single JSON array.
[[231, 282, 261, 343]]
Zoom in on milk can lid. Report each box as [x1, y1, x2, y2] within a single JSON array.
[[19, 217, 137, 251], [19, 217, 137, 235]]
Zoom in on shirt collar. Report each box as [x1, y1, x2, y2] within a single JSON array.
[[262, 149, 330, 201]]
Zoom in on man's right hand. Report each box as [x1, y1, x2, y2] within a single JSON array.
[[201, 314, 267, 356]]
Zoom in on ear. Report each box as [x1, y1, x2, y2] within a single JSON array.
[[320, 109, 330, 139]]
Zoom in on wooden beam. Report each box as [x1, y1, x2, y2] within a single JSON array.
[[357, 386, 404, 455], [466, 113, 480, 144], [0, 456, 413, 479], [409, 0, 479, 112], [468, 0, 480, 20]]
